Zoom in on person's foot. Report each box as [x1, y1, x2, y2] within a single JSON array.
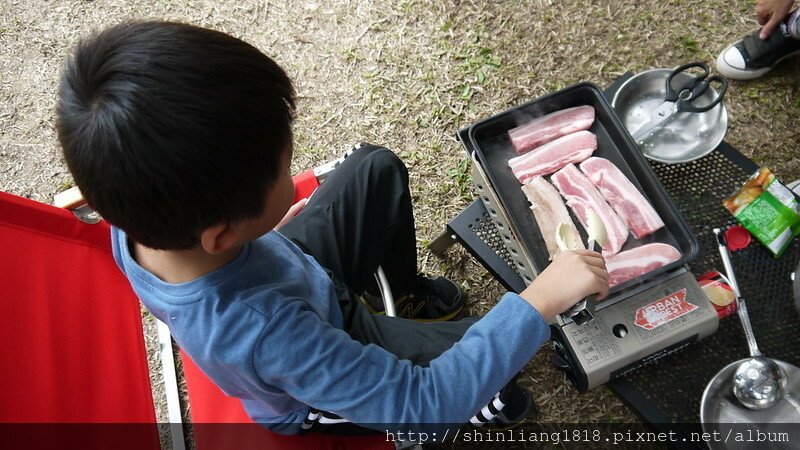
[[362, 274, 466, 322], [473, 383, 537, 430], [716, 23, 800, 80]]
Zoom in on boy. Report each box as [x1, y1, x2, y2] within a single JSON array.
[[56, 21, 608, 435]]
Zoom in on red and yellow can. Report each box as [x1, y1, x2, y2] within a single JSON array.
[[698, 271, 737, 319]]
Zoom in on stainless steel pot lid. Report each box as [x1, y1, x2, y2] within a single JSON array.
[[612, 68, 728, 164], [701, 358, 800, 449]]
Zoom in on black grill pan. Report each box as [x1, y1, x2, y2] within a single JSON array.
[[468, 82, 699, 296]]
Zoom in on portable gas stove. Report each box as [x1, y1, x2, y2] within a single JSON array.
[[441, 83, 720, 391]]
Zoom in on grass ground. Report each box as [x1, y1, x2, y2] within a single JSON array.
[[2, 0, 798, 445]]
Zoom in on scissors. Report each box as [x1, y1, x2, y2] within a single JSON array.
[[631, 62, 728, 142]]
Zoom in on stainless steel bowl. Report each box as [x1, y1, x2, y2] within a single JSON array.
[[612, 69, 728, 164], [701, 358, 800, 449]]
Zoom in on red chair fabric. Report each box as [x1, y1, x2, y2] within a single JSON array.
[[182, 351, 392, 450], [292, 169, 321, 204], [0, 190, 391, 449], [0, 191, 160, 448]]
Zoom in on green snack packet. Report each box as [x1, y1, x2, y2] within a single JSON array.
[[723, 168, 800, 257]]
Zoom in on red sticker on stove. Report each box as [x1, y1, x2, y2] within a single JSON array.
[[634, 289, 698, 330]]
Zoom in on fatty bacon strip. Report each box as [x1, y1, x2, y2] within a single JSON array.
[[550, 163, 628, 255], [605, 243, 681, 287], [579, 157, 665, 239], [521, 176, 584, 259], [508, 130, 597, 184], [508, 105, 595, 155]]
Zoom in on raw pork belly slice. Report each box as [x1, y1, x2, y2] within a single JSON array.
[[508, 130, 597, 184], [521, 176, 585, 259], [579, 157, 665, 239], [605, 243, 681, 287], [550, 163, 628, 255], [509, 105, 595, 155]]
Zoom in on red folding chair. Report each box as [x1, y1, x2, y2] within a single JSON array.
[[0, 163, 394, 449], [0, 191, 160, 449]]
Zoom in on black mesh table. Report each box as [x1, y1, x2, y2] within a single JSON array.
[[608, 143, 800, 424], [435, 82, 800, 444]]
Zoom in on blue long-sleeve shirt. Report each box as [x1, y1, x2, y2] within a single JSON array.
[[111, 227, 550, 434]]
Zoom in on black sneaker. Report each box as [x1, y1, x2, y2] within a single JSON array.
[[476, 383, 537, 430], [716, 23, 800, 80], [361, 275, 466, 322]]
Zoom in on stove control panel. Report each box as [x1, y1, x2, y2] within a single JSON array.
[[551, 270, 719, 390]]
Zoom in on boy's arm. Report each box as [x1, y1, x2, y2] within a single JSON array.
[[252, 292, 549, 431], [252, 249, 606, 431]]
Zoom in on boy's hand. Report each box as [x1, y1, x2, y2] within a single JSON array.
[[274, 198, 308, 230], [518, 249, 608, 322]]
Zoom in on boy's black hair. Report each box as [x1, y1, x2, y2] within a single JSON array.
[[57, 21, 296, 249]]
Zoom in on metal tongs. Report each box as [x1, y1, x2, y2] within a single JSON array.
[[556, 210, 608, 326], [632, 61, 728, 143]]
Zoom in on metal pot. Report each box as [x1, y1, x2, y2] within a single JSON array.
[[611, 68, 728, 164], [701, 358, 800, 449]]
